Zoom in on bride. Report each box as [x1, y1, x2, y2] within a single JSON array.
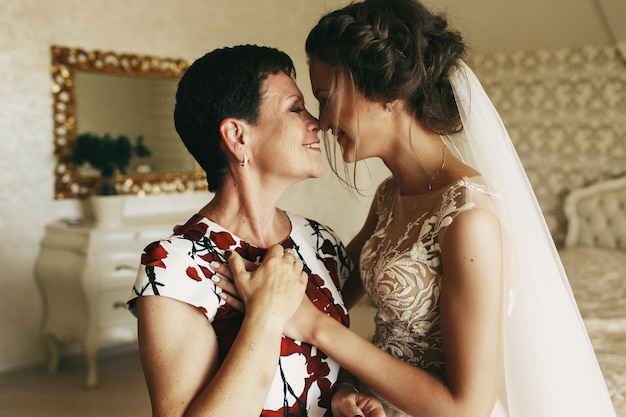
[[220, 0, 617, 416]]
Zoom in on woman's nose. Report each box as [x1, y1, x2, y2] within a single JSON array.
[[305, 110, 321, 132], [317, 110, 330, 132]]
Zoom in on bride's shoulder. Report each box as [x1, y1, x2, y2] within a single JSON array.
[[446, 176, 499, 214]]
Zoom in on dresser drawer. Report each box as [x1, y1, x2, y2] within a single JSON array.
[[99, 288, 135, 327], [96, 251, 142, 289]]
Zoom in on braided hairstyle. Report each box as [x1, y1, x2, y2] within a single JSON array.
[[174, 45, 296, 192], [306, 0, 466, 135]]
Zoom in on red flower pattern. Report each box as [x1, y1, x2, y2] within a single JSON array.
[[185, 266, 203, 282], [141, 241, 169, 269], [210, 230, 237, 250]]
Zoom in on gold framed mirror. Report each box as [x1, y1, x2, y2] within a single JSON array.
[[51, 45, 207, 199]]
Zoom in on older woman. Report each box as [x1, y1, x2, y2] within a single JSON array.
[[127, 45, 384, 417]]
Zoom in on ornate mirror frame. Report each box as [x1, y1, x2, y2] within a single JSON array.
[[51, 45, 207, 199]]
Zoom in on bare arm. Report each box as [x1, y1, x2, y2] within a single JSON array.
[[340, 194, 380, 309], [136, 244, 307, 417], [286, 209, 504, 417]]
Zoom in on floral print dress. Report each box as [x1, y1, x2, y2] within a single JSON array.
[[128, 212, 352, 417], [359, 176, 499, 417]]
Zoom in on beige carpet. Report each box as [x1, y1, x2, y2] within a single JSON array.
[[0, 346, 150, 417]]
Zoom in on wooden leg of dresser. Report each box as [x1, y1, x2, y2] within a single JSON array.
[[85, 352, 98, 388], [84, 336, 99, 388], [85, 359, 98, 388], [43, 334, 60, 374]]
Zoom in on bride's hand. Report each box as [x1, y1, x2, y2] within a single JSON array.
[[210, 257, 257, 313], [332, 388, 387, 417]]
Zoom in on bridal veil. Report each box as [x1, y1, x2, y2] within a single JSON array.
[[444, 61, 617, 417]]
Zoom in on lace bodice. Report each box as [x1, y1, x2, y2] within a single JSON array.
[[361, 176, 496, 379]]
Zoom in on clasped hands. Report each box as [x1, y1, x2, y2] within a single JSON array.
[[211, 244, 319, 342], [211, 244, 386, 417]]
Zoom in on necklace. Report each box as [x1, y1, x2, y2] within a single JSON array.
[[428, 147, 446, 191]]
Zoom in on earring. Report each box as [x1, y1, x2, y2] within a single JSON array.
[[386, 102, 393, 112], [240, 154, 248, 167]]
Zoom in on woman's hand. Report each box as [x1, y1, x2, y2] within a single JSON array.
[[210, 258, 253, 313], [332, 387, 387, 417], [214, 246, 326, 343], [227, 245, 307, 327]]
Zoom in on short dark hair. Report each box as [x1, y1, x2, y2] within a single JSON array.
[[174, 45, 296, 191], [306, 0, 465, 135]]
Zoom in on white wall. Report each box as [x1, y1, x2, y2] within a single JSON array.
[[422, 0, 612, 54], [0, 0, 392, 373]]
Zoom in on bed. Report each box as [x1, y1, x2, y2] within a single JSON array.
[[558, 176, 626, 416]]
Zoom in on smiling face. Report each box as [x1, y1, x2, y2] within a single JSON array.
[[308, 58, 388, 163], [247, 71, 323, 184]]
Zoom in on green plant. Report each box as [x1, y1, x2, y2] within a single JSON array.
[[71, 132, 152, 195]]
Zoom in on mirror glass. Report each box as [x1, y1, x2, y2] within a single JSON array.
[[52, 46, 207, 199]]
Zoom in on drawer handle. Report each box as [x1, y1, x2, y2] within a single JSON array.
[[113, 301, 127, 309], [115, 265, 136, 272]]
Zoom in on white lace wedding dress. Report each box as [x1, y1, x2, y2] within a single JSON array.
[[358, 175, 507, 417]]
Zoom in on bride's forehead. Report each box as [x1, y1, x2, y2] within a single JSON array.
[[309, 59, 335, 87]]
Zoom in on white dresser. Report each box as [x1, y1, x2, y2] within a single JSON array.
[[34, 213, 190, 387]]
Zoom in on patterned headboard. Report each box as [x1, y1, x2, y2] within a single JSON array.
[[563, 176, 626, 250]]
